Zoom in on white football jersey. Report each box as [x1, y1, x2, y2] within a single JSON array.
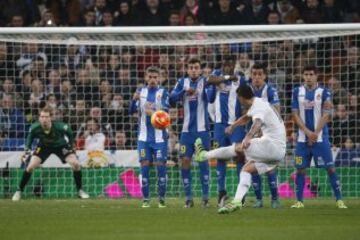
[[246, 97, 286, 146]]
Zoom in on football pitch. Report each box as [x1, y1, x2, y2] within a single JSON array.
[[1, 198, 359, 240]]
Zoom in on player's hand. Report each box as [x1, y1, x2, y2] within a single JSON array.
[[185, 88, 196, 96], [225, 125, 234, 135], [242, 137, 251, 149], [306, 131, 318, 145], [144, 103, 154, 116], [132, 92, 140, 101], [21, 150, 31, 163]]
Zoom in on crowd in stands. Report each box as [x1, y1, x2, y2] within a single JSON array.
[[0, 0, 359, 27]]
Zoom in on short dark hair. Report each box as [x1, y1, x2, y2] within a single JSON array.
[[251, 62, 267, 74], [236, 84, 254, 99], [187, 57, 201, 65], [223, 55, 236, 63], [302, 65, 317, 74], [146, 66, 160, 74]]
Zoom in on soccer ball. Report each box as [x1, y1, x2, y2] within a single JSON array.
[[151, 110, 171, 129]]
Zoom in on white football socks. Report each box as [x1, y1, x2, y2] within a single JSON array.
[[234, 171, 252, 202], [205, 144, 237, 159]]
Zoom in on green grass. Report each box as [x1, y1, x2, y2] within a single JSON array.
[[1, 198, 359, 240]]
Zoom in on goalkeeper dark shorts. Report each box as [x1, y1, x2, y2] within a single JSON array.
[[33, 145, 75, 164]]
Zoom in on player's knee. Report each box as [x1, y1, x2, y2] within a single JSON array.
[[141, 160, 150, 167], [72, 161, 81, 171], [327, 167, 335, 175], [181, 158, 191, 169], [296, 168, 306, 175], [235, 143, 244, 155]]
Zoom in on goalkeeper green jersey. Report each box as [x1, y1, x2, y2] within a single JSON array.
[[25, 121, 74, 150]]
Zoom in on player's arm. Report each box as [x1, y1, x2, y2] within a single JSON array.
[[225, 114, 251, 135], [315, 90, 333, 135], [169, 78, 185, 106], [22, 126, 35, 162], [129, 89, 140, 114], [208, 74, 238, 85], [242, 118, 263, 149], [161, 89, 170, 112], [269, 86, 281, 113], [205, 84, 216, 103], [291, 88, 317, 143], [64, 123, 75, 149]]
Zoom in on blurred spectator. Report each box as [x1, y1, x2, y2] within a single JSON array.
[[300, 0, 324, 23], [80, 8, 96, 26], [0, 0, 40, 27], [16, 43, 47, 72], [331, 104, 359, 146], [168, 10, 181, 26], [235, 52, 254, 79], [58, 79, 76, 109], [0, 94, 25, 138], [0, 43, 14, 78], [46, 0, 81, 26], [115, 0, 135, 26], [241, 0, 270, 25], [113, 130, 131, 149], [268, 0, 300, 24], [34, 9, 57, 27], [135, 0, 167, 26], [83, 118, 106, 151], [66, 99, 88, 132], [206, 0, 242, 25], [321, 0, 343, 23], [75, 68, 100, 103], [92, 0, 108, 26], [25, 79, 45, 119], [8, 15, 25, 27], [44, 93, 59, 110], [267, 10, 281, 24], [88, 106, 114, 138], [107, 94, 130, 131], [101, 8, 114, 26], [115, 68, 136, 100], [46, 69, 61, 95], [184, 13, 199, 26], [180, 0, 199, 25], [341, 46, 360, 95], [1, 79, 23, 108], [327, 76, 349, 105], [335, 136, 360, 167]]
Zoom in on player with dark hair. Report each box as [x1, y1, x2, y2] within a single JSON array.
[[291, 65, 347, 209], [207, 55, 247, 207], [12, 107, 89, 201], [195, 84, 286, 214], [129, 66, 169, 208], [248, 62, 281, 208], [170, 57, 211, 208]]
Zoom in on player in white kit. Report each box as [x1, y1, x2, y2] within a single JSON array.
[[195, 84, 286, 214]]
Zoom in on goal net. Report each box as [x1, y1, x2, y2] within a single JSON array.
[[0, 25, 360, 199]]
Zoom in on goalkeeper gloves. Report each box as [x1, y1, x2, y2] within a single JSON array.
[[21, 150, 32, 164]]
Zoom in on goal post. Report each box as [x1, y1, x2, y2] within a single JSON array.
[[0, 24, 360, 199]]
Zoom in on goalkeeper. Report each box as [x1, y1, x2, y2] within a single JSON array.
[[12, 107, 89, 201]]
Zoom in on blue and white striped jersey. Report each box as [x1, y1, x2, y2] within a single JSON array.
[[129, 86, 169, 143], [250, 82, 280, 106], [207, 69, 247, 124], [170, 76, 209, 133], [292, 85, 332, 143]]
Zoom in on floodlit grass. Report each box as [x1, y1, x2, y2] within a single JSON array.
[[1, 198, 359, 240]]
